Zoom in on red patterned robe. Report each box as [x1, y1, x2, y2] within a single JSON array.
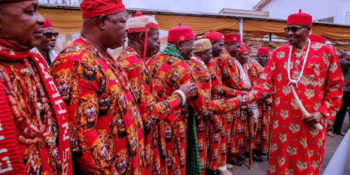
[[116, 47, 182, 174], [186, 56, 241, 174], [206, 58, 242, 170], [245, 60, 271, 153], [146, 52, 209, 175], [0, 39, 72, 175], [246, 41, 344, 174], [215, 50, 250, 158], [51, 38, 144, 175]]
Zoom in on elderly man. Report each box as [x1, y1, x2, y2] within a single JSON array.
[[205, 31, 247, 172], [236, 43, 271, 162], [190, 38, 244, 175], [254, 46, 273, 158], [117, 12, 198, 174], [32, 18, 58, 66], [242, 10, 344, 174], [146, 24, 211, 175], [0, 0, 72, 174], [51, 0, 146, 174], [257, 47, 270, 68], [216, 33, 252, 166]]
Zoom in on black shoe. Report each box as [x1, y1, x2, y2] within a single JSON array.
[[232, 160, 244, 166], [227, 158, 244, 166], [260, 150, 268, 155], [244, 152, 249, 158], [205, 168, 219, 175], [253, 153, 263, 162]]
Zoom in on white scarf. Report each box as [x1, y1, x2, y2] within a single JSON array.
[[31, 47, 57, 66], [234, 59, 259, 123], [234, 59, 251, 88]]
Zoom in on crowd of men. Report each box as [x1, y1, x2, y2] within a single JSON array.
[[0, 0, 347, 175]]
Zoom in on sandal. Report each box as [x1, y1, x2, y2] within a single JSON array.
[[327, 131, 334, 137]]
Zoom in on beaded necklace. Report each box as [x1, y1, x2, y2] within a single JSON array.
[[0, 58, 54, 145], [287, 39, 311, 86]]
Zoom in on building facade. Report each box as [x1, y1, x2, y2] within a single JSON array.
[[253, 0, 350, 25]]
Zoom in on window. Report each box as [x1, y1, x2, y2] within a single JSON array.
[[317, 17, 334, 23], [346, 12, 350, 25]]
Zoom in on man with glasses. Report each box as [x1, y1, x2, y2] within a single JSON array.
[[32, 18, 58, 66], [242, 10, 344, 174]]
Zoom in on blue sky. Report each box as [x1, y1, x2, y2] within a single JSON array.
[[124, 0, 261, 13]]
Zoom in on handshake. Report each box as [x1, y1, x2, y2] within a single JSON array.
[[236, 91, 250, 106]]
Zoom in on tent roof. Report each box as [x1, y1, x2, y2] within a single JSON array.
[[39, 5, 350, 42]]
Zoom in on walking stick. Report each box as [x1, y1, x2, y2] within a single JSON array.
[[267, 102, 272, 161], [249, 110, 253, 169]]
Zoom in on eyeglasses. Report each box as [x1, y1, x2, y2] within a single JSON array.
[[284, 26, 307, 33], [43, 32, 59, 38]]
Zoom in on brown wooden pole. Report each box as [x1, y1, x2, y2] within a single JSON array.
[[249, 114, 253, 169]]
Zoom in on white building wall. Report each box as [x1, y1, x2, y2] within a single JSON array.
[[260, 0, 348, 24], [339, 0, 350, 24]]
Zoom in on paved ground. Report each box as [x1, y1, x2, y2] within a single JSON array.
[[230, 114, 349, 175]]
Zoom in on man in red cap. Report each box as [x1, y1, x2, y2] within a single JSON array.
[[32, 18, 58, 66], [189, 38, 245, 175], [51, 0, 145, 174], [257, 47, 270, 67], [242, 10, 344, 174], [254, 46, 273, 158], [205, 30, 225, 60], [228, 43, 262, 163], [205, 30, 246, 173], [146, 24, 210, 175], [116, 12, 198, 175], [238, 44, 272, 163], [0, 1, 72, 174], [216, 33, 252, 166]]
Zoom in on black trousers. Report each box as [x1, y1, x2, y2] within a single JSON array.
[[333, 91, 350, 133]]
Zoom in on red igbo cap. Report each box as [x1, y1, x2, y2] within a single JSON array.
[[238, 43, 249, 55], [257, 47, 270, 55], [205, 30, 223, 42], [224, 33, 241, 43], [287, 9, 312, 26], [42, 18, 53, 28], [80, 0, 125, 19], [168, 24, 195, 42], [308, 34, 326, 44]]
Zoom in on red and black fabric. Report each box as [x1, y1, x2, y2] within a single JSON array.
[[117, 47, 183, 175], [146, 50, 208, 175], [51, 38, 144, 175], [0, 38, 72, 175]]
